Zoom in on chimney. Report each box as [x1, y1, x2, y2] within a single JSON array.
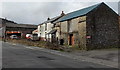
[[47, 17, 50, 20], [61, 11, 65, 16]]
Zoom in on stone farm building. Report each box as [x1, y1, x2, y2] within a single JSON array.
[[35, 2, 119, 50], [53, 2, 119, 50], [0, 18, 37, 38]]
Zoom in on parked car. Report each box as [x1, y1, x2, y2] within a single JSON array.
[[26, 34, 32, 39], [10, 35, 18, 39], [26, 34, 39, 41]]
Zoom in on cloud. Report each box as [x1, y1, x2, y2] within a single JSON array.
[[106, 2, 118, 13], [2, 2, 118, 25], [2, 2, 67, 24], [118, 1, 120, 16], [0, 2, 2, 18]]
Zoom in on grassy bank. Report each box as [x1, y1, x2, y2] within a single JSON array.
[[6, 39, 67, 51], [4, 39, 119, 52]]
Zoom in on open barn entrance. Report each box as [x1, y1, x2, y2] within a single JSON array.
[[6, 31, 21, 39]]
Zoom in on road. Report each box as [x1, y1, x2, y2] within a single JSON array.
[[2, 41, 114, 69]]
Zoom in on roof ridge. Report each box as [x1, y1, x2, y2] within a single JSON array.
[[65, 2, 102, 16], [41, 15, 62, 24]]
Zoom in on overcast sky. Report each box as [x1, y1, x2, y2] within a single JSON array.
[[1, 1, 119, 25]]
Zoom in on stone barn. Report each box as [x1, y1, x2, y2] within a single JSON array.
[[0, 18, 37, 39], [0, 18, 15, 38], [55, 2, 119, 50]]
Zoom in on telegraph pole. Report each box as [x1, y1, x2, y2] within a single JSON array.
[[4, 17, 7, 42]]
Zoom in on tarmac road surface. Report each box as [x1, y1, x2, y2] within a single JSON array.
[[2, 41, 117, 69]]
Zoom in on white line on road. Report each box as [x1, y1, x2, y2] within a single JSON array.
[[25, 47, 34, 49], [12, 43, 16, 45]]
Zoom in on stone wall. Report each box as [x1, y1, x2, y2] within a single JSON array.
[[61, 33, 68, 45], [60, 21, 68, 45], [86, 3, 119, 49], [61, 21, 68, 33], [78, 16, 86, 49], [72, 32, 79, 45], [69, 17, 79, 32], [59, 17, 79, 45]]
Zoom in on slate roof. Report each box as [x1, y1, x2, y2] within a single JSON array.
[[0, 18, 17, 24], [0, 18, 37, 28], [47, 29, 57, 34], [58, 2, 103, 22], [41, 16, 63, 24], [6, 23, 37, 28]]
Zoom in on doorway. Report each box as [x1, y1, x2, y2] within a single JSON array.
[[69, 34, 74, 45]]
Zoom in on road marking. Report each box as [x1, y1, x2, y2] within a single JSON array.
[[12, 43, 16, 45], [24, 46, 44, 50], [25, 47, 34, 49], [33, 47, 42, 49]]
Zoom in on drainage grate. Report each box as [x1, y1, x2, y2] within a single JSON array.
[[37, 56, 54, 60]]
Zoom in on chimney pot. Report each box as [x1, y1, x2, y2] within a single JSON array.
[[47, 17, 50, 20], [61, 11, 65, 16]]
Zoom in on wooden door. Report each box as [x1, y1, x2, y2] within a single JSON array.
[[68, 34, 74, 45]]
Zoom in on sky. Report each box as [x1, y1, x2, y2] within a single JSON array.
[[0, 0, 119, 25]]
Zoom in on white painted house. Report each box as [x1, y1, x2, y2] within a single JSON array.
[[37, 11, 65, 42]]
